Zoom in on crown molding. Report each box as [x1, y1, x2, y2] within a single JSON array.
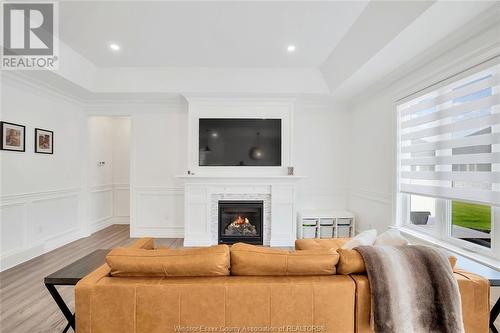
[[2, 71, 86, 106], [182, 93, 297, 105], [344, 7, 500, 108]]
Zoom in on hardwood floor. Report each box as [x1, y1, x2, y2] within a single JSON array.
[[0, 224, 498, 332], [0, 224, 181, 333]]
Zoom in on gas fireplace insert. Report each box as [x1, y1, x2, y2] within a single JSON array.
[[218, 200, 263, 245]]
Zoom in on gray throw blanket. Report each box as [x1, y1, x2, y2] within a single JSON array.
[[356, 245, 464, 333]]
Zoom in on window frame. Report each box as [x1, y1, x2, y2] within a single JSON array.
[[399, 193, 498, 260], [395, 59, 500, 264]]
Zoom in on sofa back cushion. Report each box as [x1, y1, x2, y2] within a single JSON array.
[[337, 248, 366, 274], [295, 239, 457, 275], [230, 243, 339, 275], [106, 245, 230, 277], [337, 248, 458, 275], [295, 238, 350, 251]]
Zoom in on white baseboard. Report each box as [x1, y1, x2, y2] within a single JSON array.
[[112, 216, 130, 224], [0, 221, 128, 272], [0, 244, 44, 271], [88, 216, 114, 234], [43, 228, 82, 253], [0, 228, 81, 272]]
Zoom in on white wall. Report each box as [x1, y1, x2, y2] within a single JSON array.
[[294, 100, 348, 210], [88, 117, 114, 186], [0, 75, 348, 269], [345, 18, 500, 233], [0, 78, 132, 270], [130, 106, 188, 238], [112, 118, 131, 223], [123, 98, 348, 238], [0, 73, 85, 270], [346, 95, 395, 232], [0, 77, 349, 268], [86, 98, 349, 238], [87, 116, 130, 233], [0, 78, 133, 270]]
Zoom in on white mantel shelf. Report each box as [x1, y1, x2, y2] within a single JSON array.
[[178, 174, 302, 247]]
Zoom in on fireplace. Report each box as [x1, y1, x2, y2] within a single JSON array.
[[218, 201, 263, 245]]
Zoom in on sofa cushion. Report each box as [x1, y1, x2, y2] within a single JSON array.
[[337, 248, 366, 275], [294, 239, 365, 275], [106, 245, 230, 277], [296, 239, 457, 275], [295, 238, 350, 250], [230, 242, 339, 275]]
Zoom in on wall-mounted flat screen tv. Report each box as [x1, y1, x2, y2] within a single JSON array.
[[199, 118, 281, 166]]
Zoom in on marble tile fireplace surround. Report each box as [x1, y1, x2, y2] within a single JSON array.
[[177, 175, 302, 247]]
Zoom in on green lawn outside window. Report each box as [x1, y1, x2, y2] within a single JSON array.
[[451, 201, 491, 232]]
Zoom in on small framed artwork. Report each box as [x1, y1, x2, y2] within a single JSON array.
[[34, 128, 54, 154], [1, 121, 25, 152]]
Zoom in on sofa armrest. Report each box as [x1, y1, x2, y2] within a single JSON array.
[[454, 269, 490, 333], [351, 269, 490, 333], [76, 264, 111, 333], [76, 238, 155, 332]]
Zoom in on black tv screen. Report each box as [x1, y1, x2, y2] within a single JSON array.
[[199, 118, 281, 166]]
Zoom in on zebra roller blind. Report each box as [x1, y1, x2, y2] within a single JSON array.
[[397, 63, 500, 206]]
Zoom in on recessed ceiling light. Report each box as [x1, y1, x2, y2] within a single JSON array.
[[108, 42, 121, 52], [287, 45, 296, 53]]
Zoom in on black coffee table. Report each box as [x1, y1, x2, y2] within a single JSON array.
[[44, 249, 109, 333], [454, 255, 500, 333]]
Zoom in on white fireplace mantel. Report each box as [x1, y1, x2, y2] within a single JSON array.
[[176, 175, 302, 247]]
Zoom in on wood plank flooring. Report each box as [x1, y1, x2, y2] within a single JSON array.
[[0, 224, 498, 332], [0, 225, 181, 333]]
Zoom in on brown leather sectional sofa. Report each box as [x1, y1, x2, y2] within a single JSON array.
[[75, 238, 490, 333]]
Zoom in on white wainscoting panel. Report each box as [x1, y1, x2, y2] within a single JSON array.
[[89, 185, 114, 233], [1, 203, 28, 257], [132, 187, 184, 238], [1, 183, 132, 271], [113, 183, 130, 224], [30, 194, 80, 249], [348, 188, 393, 233], [0, 188, 82, 271], [270, 185, 297, 246]]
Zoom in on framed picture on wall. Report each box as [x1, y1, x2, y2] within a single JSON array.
[[34, 128, 54, 154], [1, 121, 25, 152]]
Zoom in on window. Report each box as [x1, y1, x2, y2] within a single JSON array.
[[451, 200, 491, 248], [408, 194, 439, 235], [397, 63, 500, 260]]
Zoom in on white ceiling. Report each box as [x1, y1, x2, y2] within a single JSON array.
[[59, 1, 368, 68], [24, 1, 497, 98], [331, 1, 499, 101]]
